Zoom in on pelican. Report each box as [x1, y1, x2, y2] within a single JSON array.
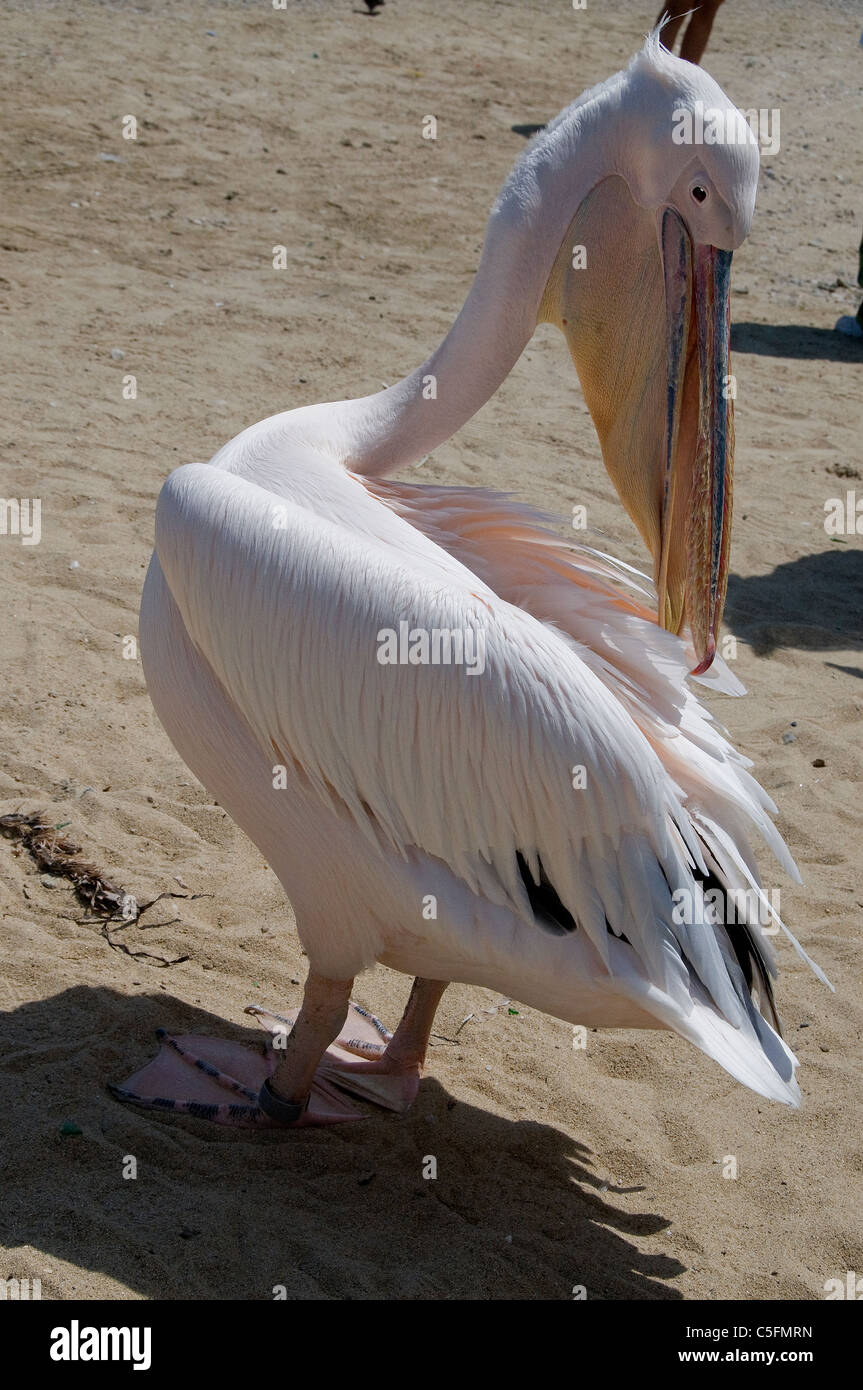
[[114, 32, 827, 1129]]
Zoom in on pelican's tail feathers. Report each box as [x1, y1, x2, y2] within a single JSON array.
[[671, 986, 801, 1107], [606, 942, 801, 1106]]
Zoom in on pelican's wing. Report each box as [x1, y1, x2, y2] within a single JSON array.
[[365, 476, 830, 987], [154, 458, 813, 1102]]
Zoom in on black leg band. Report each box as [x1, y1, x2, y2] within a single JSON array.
[[258, 1077, 309, 1125]]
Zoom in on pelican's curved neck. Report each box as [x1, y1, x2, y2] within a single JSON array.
[[252, 87, 622, 481], [335, 237, 537, 477], [327, 98, 614, 478]]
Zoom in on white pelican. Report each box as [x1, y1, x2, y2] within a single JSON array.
[[114, 33, 827, 1129]]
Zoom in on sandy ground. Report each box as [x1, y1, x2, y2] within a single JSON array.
[[1, 0, 861, 1301]]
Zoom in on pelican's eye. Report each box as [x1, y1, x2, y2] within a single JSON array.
[[691, 184, 709, 204]]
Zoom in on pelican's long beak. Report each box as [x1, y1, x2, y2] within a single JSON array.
[[538, 176, 735, 673], [658, 209, 733, 674]]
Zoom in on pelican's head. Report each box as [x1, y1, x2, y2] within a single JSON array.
[[532, 31, 759, 671]]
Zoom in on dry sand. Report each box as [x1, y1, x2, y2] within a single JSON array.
[[1, 0, 861, 1300]]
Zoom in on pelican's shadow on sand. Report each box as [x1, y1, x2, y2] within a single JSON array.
[[0, 987, 684, 1300], [731, 320, 863, 361], [725, 547, 863, 666]]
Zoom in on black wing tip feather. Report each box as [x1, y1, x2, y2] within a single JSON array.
[[516, 851, 578, 936], [516, 851, 781, 1035]]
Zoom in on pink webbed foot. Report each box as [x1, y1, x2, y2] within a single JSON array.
[[247, 1002, 421, 1115], [109, 1001, 417, 1127]]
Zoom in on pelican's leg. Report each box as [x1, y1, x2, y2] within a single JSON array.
[[261, 972, 354, 1122], [385, 976, 448, 1068], [110, 971, 367, 1128], [312, 977, 448, 1112], [111, 976, 447, 1126]]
